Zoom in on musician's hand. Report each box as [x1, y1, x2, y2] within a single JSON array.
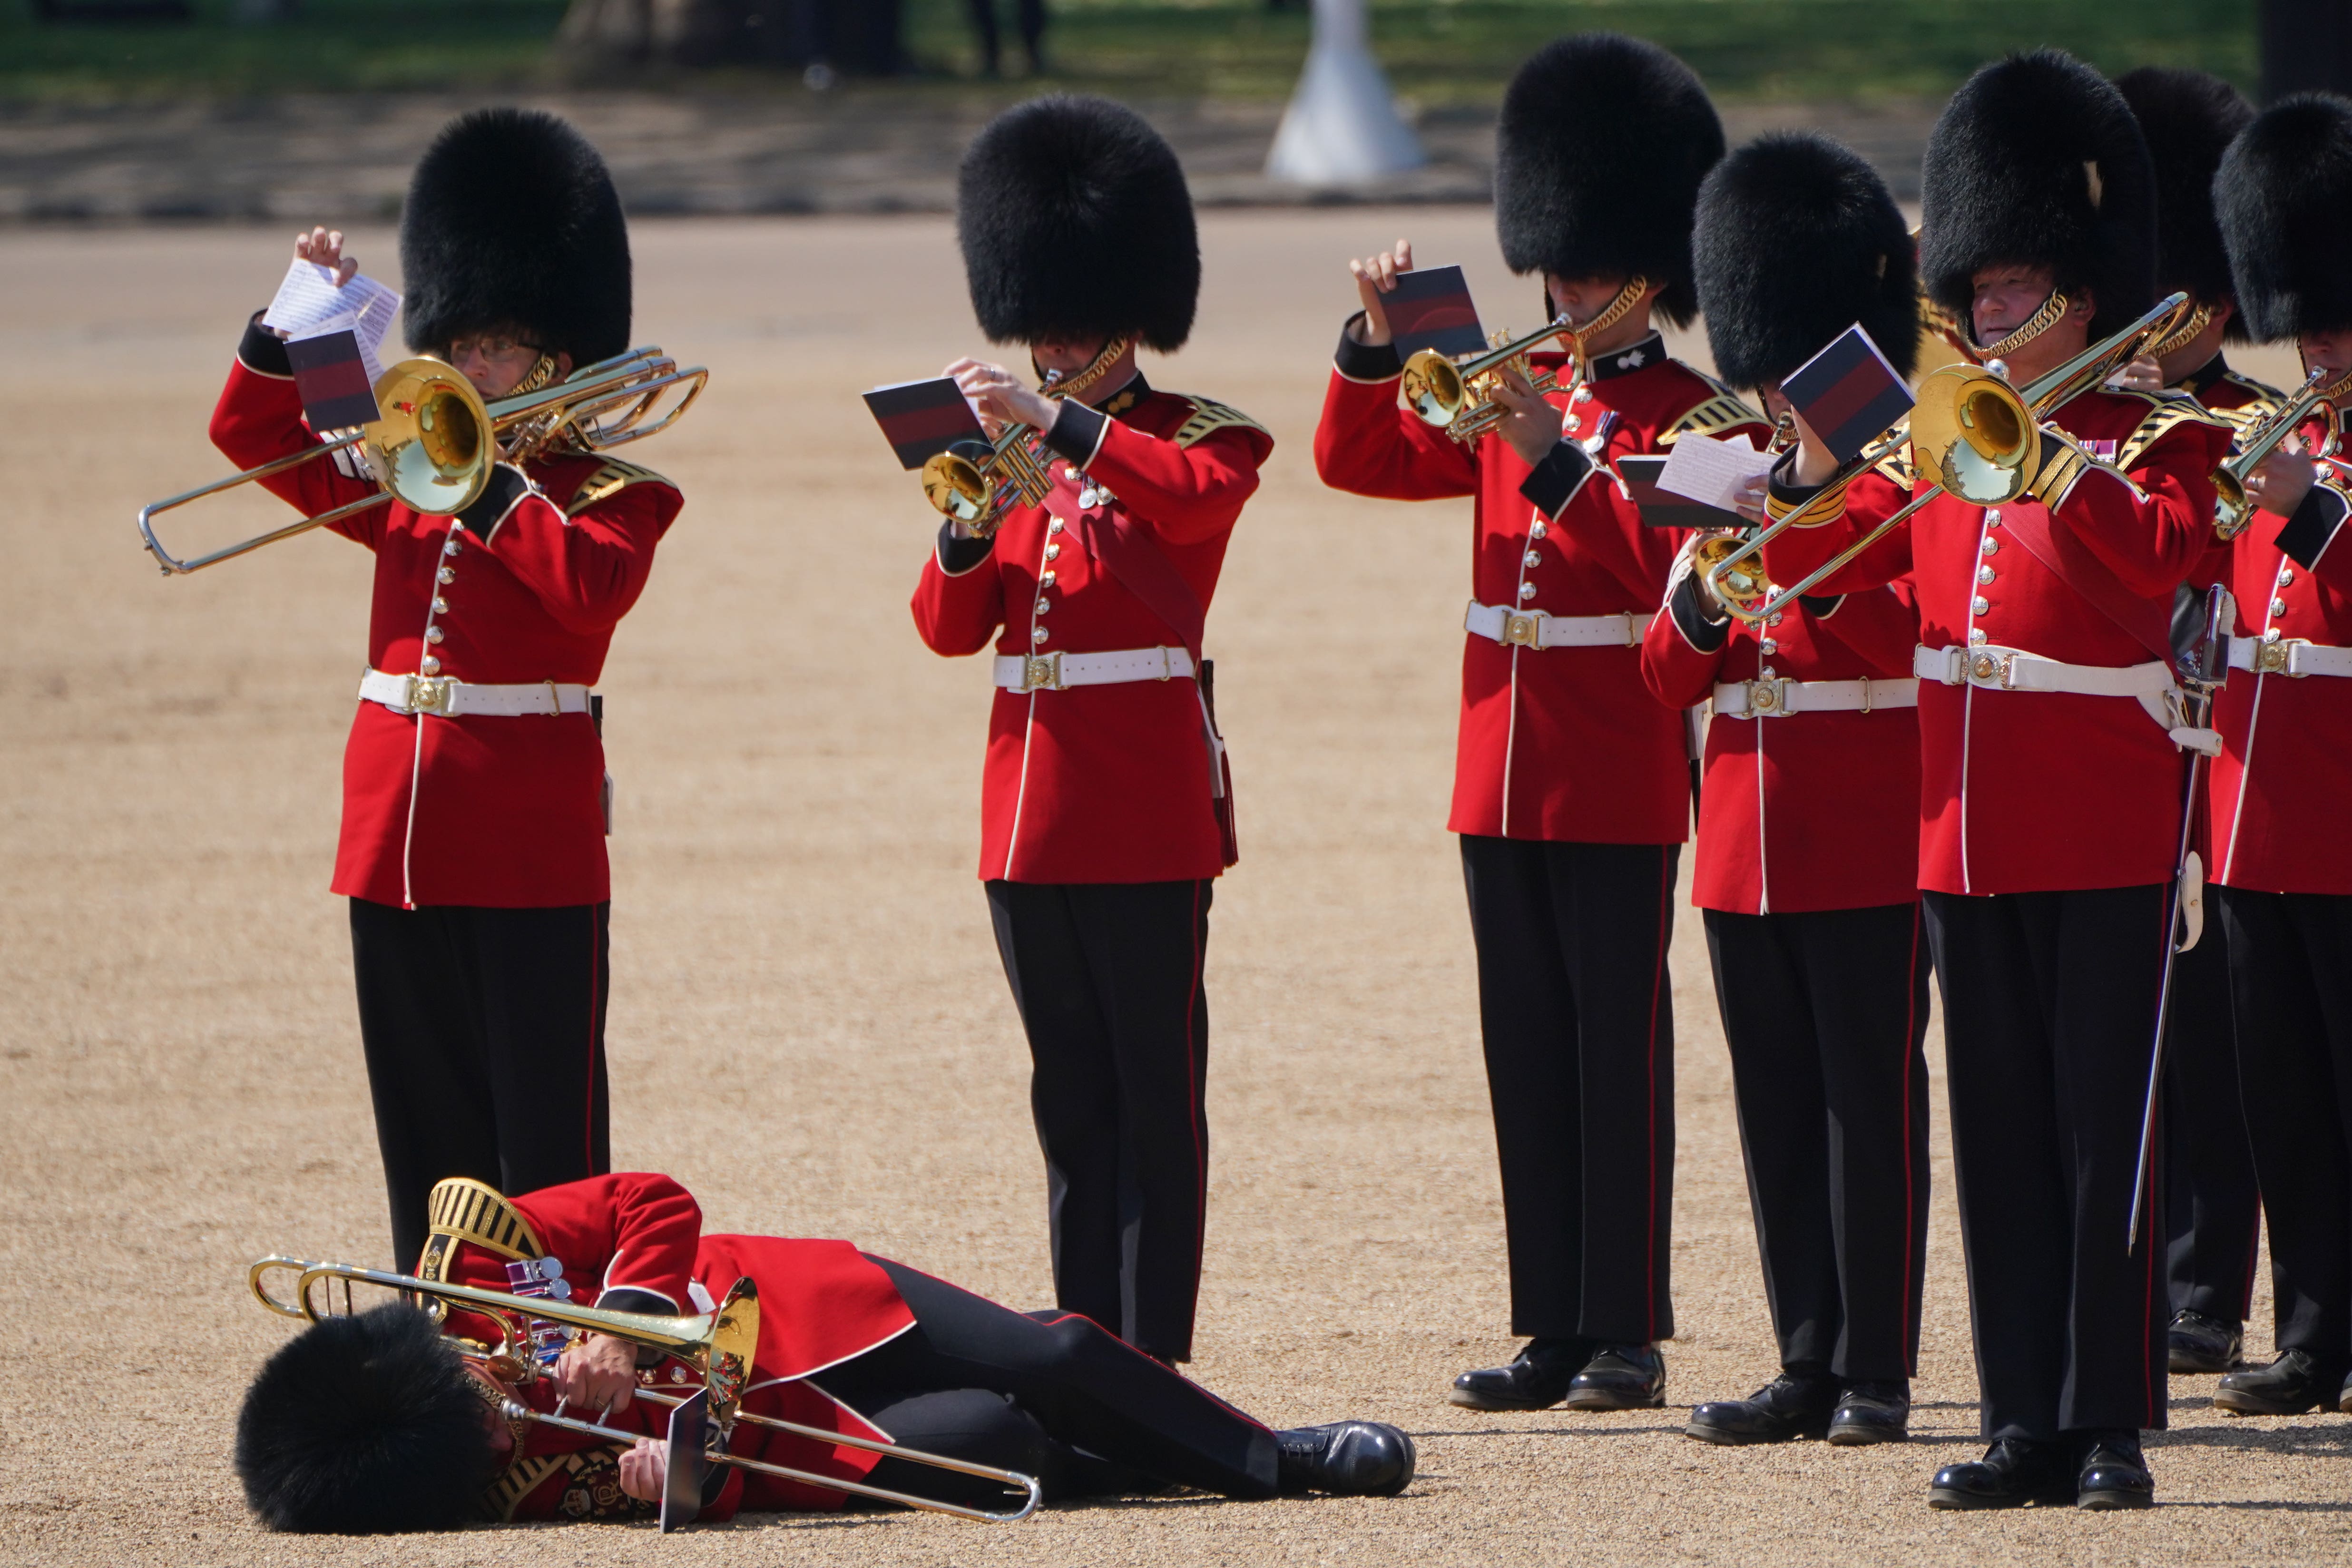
[[1347, 239, 1413, 346], [293, 225, 358, 287], [946, 357, 1056, 436], [2245, 440, 2321, 517], [551, 1332, 637, 1416], [1489, 365, 1566, 468], [1786, 405, 1839, 487], [1731, 472, 1770, 524], [2109, 353, 2166, 393], [619, 1439, 668, 1503]]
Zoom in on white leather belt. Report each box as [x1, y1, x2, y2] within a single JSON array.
[[993, 646, 1195, 693], [1465, 600, 1640, 649], [1915, 643, 2218, 755], [1713, 676, 1919, 718], [2228, 636, 2352, 678], [359, 669, 594, 718]]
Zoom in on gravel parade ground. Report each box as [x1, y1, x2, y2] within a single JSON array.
[[2, 210, 2343, 1566]]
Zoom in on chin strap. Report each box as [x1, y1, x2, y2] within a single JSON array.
[[1561, 275, 1651, 366], [1977, 292, 2072, 361], [1036, 335, 1135, 403], [2145, 301, 2215, 363]]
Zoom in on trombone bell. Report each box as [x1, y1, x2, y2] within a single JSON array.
[[369, 359, 492, 517], [1909, 363, 2039, 507]]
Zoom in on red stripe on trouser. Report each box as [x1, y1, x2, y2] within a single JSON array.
[[584, 907, 600, 1172], [1644, 854, 1668, 1339]]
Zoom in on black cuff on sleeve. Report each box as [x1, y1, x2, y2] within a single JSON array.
[[2276, 482, 2349, 571], [238, 311, 294, 378], [596, 1286, 678, 1316], [1517, 440, 1595, 519], [1797, 593, 1846, 618], [1042, 399, 1107, 465], [936, 518, 997, 575], [458, 463, 531, 536], [1766, 453, 1828, 509], [1334, 314, 1405, 382], [1668, 568, 1731, 652]]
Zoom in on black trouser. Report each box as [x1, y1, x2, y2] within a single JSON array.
[[2162, 920, 2261, 1324], [348, 897, 611, 1269], [1702, 903, 1931, 1382], [2219, 887, 2352, 1372], [966, 0, 1046, 71], [1923, 886, 2170, 1439], [817, 1256, 1278, 1505], [1459, 835, 1678, 1343], [985, 878, 1214, 1362]]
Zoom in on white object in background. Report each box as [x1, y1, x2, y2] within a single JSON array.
[[1264, 0, 1425, 185]]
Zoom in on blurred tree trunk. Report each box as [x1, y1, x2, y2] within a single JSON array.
[[559, 0, 902, 72]]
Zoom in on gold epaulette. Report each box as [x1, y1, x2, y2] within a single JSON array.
[[1166, 395, 1268, 450], [1873, 433, 1917, 490], [2212, 372, 2289, 440], [566, 456, 674, 515], [1660, 372, 1768, 446], [416, 1176, 545, 1282], [482, 1456, 568, 1523], [2105, 387, 2232, 472]]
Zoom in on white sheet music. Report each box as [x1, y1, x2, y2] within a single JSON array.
[[1654, 431, 1774, 511], [261, 258, 402, 375]]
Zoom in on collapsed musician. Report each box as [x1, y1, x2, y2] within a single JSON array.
[[235, 1174, 1411, 1529], [206, 110, 680, 1269]]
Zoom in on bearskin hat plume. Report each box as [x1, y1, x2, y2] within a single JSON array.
[[2217, 93, 2352, 341], [958, 95, 1199, 352], [1494, 33, 1725, 328], [1694, 133, 1919, 391], [2114, 67, 2256, 342], [235, 1304, 494, 1534], [401, 108, 632, 366], [1920, 49, 2156, 342]]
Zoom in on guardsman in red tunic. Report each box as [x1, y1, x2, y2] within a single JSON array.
[[1643, 134, 1931, 1450], [2202, 95, 2352, 1421], [1315, 34, 1768, 1413], [908, 98, 1272, 1365], [205, 111, 682, 1271], [233, 1173, 1414, 1531], [1762, 52, 2233, 1509], [2110, 66, 2274, 1384]]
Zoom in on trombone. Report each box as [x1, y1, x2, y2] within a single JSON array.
[[1702, 292, 2194, 623], [139, 347, 707, 576], [2211, 362, 2352, 539], [249, 1255, 1043, 1529]]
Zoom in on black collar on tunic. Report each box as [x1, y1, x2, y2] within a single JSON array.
[[2175, 353, 2234, 400], [1582, 332, 1666, 382], [1094, 372, 1151, 419]]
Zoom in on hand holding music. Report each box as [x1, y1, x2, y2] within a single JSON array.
[[1347, 238, 1413, 346], [618, 1438, 668, 1502], [946, 357, 1056, 438]]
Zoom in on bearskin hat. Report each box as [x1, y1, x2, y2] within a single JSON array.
[[1694, 133, 1919, 391], [1494, 33, 1725, 328], [235, 1304, 493, 1534], [401, 108, 632, 366], [2114, 67, 2256, 342], [2216, 93, 2352, 341], [958, 95, 1199, 353], [1920, 49, 2156, 342]]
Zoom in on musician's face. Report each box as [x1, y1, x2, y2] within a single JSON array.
[[1031, 336, 1109, 376], [1970, 265, 2059, 343], [447, 330, 574, 398], [463, 1362, 518, 1458], [2303, 328, 2352, 374], [1545, 273, 1631, 327]]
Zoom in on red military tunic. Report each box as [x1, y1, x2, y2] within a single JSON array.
[[1640, 576, 1923, 914], [911, 378, 1271, 883], [418, 1173, 919, 1521], [1763, 389, 2232, 894], [2207, 412, 2352, 895], [1315, 324, 1770, 843], [209, 328, 682, 908]]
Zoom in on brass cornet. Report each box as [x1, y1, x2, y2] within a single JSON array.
[[248, 1254, 1043, 1529], [920, 421, 1052, 535], [2211, 363, 2352, 539], [1401, 317, 1573, 442], [138, 347, 706, 576]]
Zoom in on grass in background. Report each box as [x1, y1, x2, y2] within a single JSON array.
[[3, 0, 2255, 103]]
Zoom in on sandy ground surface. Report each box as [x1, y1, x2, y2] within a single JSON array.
[[1, 210, 2344, 1567]]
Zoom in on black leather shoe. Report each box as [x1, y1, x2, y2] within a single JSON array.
[[2340, 1371, 2352, 1416], [1562, 1343, 1666, 1411], [1685, 1371, 1837, 1444], [1274, 1421, 1416, 1497], [1825, 1380, 1911, 1445], [1448, 1337, 1590, 1411], [2074, 1431, 2155, 1510], [2215, 1349, 2342, 1415], [1927, 1438, 2076, 1509], [2166, 1310, 2243, 1374]]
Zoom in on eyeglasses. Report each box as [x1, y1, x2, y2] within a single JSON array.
[[447, 335, 545, 362]]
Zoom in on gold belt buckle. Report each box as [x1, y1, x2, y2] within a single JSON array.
[[1022, 651, 1067, 692], [2256, 637, 2306, 676], [1967, 649, 2014, 688], [1746, 677, 1789, 715], [1501, 610, 1547, 648], [406, 675, 453, 715]]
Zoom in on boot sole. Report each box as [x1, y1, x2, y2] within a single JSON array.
[[1825, 1421, 1908, 1446], [1927, 1487, 2071, 1511], [2213, 1390, 2325, 1417], [1684, 1419, 1826, 1445], [1559, 1390, 1666, 1411], [2168, 1352, 2238, 1375], [1446, 1387, 1563, 1412], [2076, 1489, 2155, 1511]]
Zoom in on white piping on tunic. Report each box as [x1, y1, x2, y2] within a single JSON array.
[[1955, 510, 1995, 895], [1754, 707, 1770, 915], [398, 518, 463, 909], [1499, 502, 1545, 835], [2219, 559, 2280, 884], [999, 507, 1060, 879]]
